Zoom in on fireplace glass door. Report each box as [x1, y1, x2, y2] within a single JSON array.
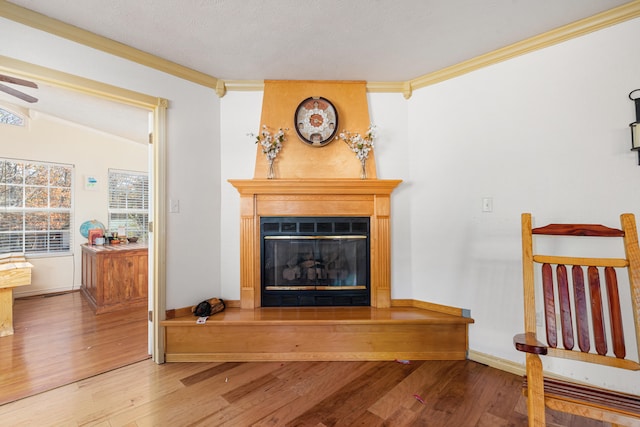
[[261, 217, 370, 306]]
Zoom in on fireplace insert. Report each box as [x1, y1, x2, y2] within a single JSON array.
[[260, 217, 370, 306]]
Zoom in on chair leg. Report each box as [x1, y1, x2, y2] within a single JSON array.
[[526, 353, 546, 427]]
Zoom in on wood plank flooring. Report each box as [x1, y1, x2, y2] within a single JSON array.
[[0, 358, 612, 426], [0, 290, 149, 405], [0, 292, 612, 426]]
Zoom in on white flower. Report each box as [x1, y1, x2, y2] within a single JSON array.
[[249, 125, 288, 161], [338, 124, 376, 161]]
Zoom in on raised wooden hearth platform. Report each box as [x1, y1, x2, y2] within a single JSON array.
[[161, 306, 474, 362]]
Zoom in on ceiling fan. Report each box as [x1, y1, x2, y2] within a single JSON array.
[[0, 74, 38, 103]]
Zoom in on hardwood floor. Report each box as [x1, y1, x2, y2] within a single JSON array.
[[0, 290, 149, 405], [0, 358, 611, 425], [0, 293, 612, 426]]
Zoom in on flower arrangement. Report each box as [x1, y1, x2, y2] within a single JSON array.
[[338, 124, 377, 161], [250, 125, 288, 161], [249, 125, 288, 178]]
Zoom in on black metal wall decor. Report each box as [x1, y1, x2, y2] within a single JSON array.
[[630, 89, 640, 164]]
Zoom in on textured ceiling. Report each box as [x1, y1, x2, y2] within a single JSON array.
[[5, 0, 633, 82], [0, 0, 635, 143]]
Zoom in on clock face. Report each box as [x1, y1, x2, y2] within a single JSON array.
[[294, 97, 338, 147]]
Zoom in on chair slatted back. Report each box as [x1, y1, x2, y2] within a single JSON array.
[[522, 213, 640, 371]]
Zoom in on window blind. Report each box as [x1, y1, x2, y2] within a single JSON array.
[[108, 169, 149, 240]]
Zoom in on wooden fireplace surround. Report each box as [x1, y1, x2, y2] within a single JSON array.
[[229, 178, 402, 309]]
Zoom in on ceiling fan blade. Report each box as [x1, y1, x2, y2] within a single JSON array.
[[0, 74, 38, 89], [0, 82, 38, 103]]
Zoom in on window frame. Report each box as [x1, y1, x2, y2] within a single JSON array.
[[0, 157, 74, 257]]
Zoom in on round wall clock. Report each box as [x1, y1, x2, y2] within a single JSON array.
[[294, 97, 338, 147]]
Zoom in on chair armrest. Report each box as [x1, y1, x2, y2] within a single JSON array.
[[514, 332, 548, 355]]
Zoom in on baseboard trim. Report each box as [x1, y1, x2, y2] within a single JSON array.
[[14, 286, 79, 299], [467, 349, 613, 390], [467, 350, 525, 376]]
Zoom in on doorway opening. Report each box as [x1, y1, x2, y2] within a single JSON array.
[[0, 57, 166, 377]]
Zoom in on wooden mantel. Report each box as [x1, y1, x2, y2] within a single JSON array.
[[229, 179, 402, 309]]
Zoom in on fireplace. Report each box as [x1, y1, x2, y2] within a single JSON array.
[[261, 217, 370, 306], [229, 179, 401, 309]]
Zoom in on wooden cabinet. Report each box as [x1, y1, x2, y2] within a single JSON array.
[[80, 243, 148, 314]]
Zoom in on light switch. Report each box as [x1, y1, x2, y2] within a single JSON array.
[[169, 199, 180, 213], [482, 197, 493, 213]]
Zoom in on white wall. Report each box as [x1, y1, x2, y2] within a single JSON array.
[[1, 112, 148, 296], [367, 92, 412, 298], [0, 17, 221, 308], [407, 18, 640, 393], [219, 90, 263, 300]]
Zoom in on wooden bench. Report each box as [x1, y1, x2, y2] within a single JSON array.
[[514, 213, 640, 426], [0, 253, 33, 337]]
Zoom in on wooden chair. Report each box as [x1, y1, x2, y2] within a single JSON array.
[[514, 213, 640, 426]]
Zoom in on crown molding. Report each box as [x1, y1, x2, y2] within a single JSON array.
[[365, 81, 413, 99], [0, 55, 162, 109], [0, 0, 218, 89], [409, 0, 640, 92], [213, 80, 265, 98], [365, 82, 405, 93], [214, 80, 412, 98], [221, 80, 265, 92], [1, 0, 638, 99]]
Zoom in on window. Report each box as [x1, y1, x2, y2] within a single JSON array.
[[108, 169, 148, 241], [0, 158, 73, 255], [0, 107, 25, 127]]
